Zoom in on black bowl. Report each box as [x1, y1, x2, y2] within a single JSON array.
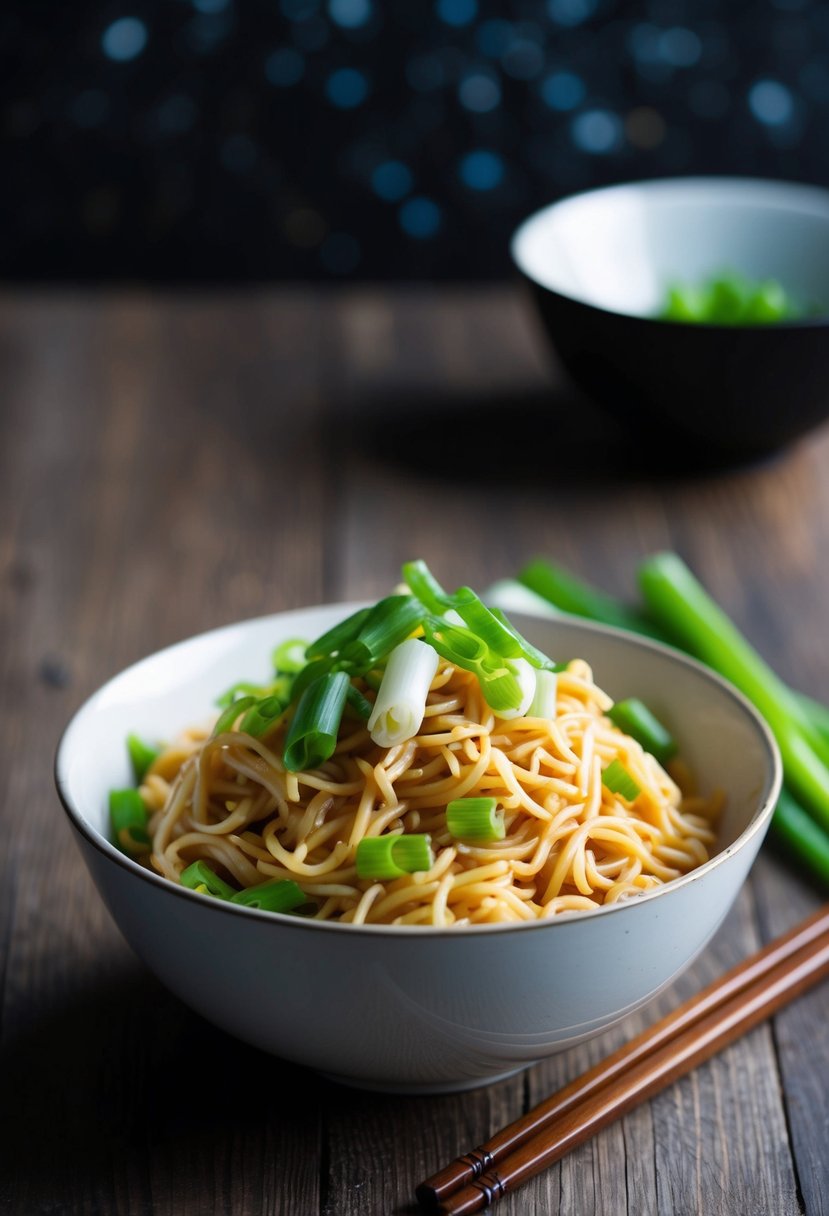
[[511, 177, 829, 465]]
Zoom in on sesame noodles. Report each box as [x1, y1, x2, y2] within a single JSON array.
[[140, 657, 720, 926]]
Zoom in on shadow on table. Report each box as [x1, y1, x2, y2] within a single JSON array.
[[325, 384, 758, 485], [0, 960, 439, 1214], [0, 962, 325, 1210]]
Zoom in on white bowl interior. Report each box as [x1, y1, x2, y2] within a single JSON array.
[[512, 177, 829, 318]]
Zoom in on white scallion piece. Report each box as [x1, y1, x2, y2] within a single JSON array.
[[494, 658, 537, 720], [528, 669, 558, 719], [368, 638, 440, 748]]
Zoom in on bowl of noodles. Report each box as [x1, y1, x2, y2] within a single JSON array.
[[55, 563, 781, 1092]]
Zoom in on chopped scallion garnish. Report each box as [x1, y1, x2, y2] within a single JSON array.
[[341, 594, 427, 673], [126, 733, 160, 783], [355, 833, 434, 879], [229, 878, 307, 912], [306, 606, 372, 661], [368, 638, 439, 747], [422, 617, 528, 714], [180, 860, 237, 899], [345, 683, 373, 720], [272, 638, 308, 674], [602, 759, 641, 801], [215, 680, 269, 709], [446, 797, 505, 842], [283, 671, 351, 771], [239, 694, 288, 737], [402, 559, 451, 614], [528, 670, 558, 719], [608, 698, 677, 765], [213, 695, 258, 737], [109, 788, 150, 855]]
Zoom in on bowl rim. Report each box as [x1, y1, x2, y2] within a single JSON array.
[[510, 174, 829, 331], [55, 603, 782, 939]]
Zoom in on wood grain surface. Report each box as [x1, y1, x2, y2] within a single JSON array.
[[0, 288, 827, 1216]]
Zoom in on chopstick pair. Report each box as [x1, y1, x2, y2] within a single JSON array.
[[416, 904, 829, 1214]]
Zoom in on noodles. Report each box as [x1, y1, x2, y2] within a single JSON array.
[[140, 658, 721, 925]]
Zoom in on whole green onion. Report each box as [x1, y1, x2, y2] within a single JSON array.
[[109, 788, 150, 855], [127, 733, 160, 783], [230, 878, 307, 913], [639, 553, 829, 832], [519, 557, 664, 640], [608, 698, 677, 766], [283, 671, 350, 772], [180, 860, 237, 900], [446, 797, 505, 843], [770, 788, 829, 887], [355, 834, 434, 880], [602, 760, 641, 801]]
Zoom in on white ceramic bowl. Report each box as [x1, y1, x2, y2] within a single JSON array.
[[55, 606, 781, 1093]]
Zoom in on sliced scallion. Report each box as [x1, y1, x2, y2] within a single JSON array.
[[180, 860, 237, 900], [345, 683, 373, 720], [127, 733, 160, 783], [272, 638, 308, 673], [528, 670, 558, 719], [229, 878, 307, 912], [608, 698, 677, 765], [290, 655, 337, 703], [283, 671, 350, 771], [602, 759, 641, 801], [342, 595, 427, 672], [368, 637, 439, 747], [446, 797, 505, 842], [215, 680, 269, 709], [213, 695, 257, 737], [488, 607, 558, 672], [109, 788, 150, 855], [306, 606, 372, 661], [402, 559, 451, 614], [491, 657, 536, 720], [239, 694, 287, 737], [451, 588, 526, 659], [355, 833, 434, 880]]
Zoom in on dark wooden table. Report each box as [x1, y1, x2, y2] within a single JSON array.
[[1, 288, 827, 1215]]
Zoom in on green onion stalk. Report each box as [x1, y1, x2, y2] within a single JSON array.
[[516, 554, 829, 889]]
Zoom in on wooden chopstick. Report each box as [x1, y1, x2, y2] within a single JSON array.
[[416, 904, 829, 1214]]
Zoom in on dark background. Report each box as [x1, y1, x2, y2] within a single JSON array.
[[2, 0, 827, 281]]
